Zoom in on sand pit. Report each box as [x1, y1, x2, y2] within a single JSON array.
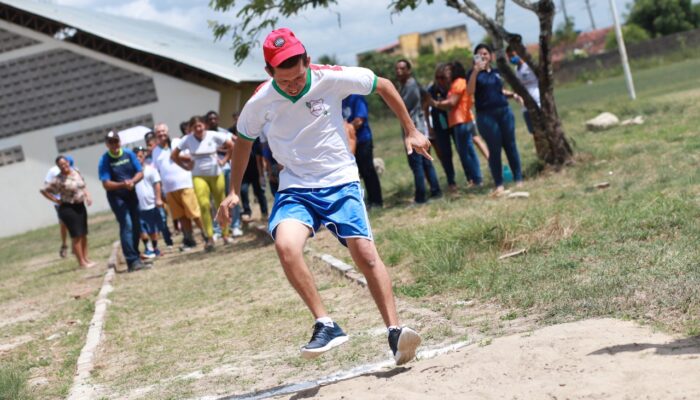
[[277, 318, 700, 399]]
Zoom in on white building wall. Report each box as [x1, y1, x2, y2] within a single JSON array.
[[0, 22, 220, 238]]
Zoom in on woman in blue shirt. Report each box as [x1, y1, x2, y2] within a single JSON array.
[[467, 43, 524, 196]]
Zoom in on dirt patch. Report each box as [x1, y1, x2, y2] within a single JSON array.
[[277, 318, 700, 399]]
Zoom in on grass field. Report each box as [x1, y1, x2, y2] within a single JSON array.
[[1, 57, 699, 399]]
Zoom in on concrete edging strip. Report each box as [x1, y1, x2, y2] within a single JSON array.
[[213, 340, 474, 400], [67, 240, 120, 400]]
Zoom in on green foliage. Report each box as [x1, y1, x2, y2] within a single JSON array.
[[553, 16, 577, 46], [316, 54, 339, 65], [208, 0, 340, 64], [604, 24, 651, 51], [0, 365, 32, 400], [413, 47, 472, 86], [627, 0, 700, 37]]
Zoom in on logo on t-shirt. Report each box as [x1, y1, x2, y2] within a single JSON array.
[[305, 99, 329, 117]]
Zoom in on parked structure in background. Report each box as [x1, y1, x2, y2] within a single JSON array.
[[0, 0, 265, 237], [358, 25, 471, 61]]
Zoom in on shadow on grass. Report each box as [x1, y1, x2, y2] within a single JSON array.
[[588, 336, 700, 356]]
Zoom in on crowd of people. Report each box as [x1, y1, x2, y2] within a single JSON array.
[[41, 30, 539, 365]]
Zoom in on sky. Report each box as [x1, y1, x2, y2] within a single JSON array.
[[51, 0, 639, 65]]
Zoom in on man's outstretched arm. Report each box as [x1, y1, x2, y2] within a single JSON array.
[[374, 77, 432, 160], [216, 137, 253, 226]]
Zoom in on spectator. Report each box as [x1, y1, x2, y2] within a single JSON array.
[[506, 45, 540, 134], [217, 28, 423, 365], [423, 63, 456, 191], [468, 43, 524, 197], [430, 61, 483, 188], [44, 155, 76, 258], [342, 94, 383, 208], [171, 116, 235, 251], [260, 135, 282, 196], [240, 138, 268, 221], [133, 146, 163, 258], [152, 123, 205, 252], [395, 59, 441, 204], [210, 112, 243, 237], [40, 155, 95, 268], [144, 130, 173, 248], [98, 131, 147, 272], [179, 121, 190, 137]]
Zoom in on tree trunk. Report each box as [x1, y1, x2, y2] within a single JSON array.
[[470, 0, 574, 167]]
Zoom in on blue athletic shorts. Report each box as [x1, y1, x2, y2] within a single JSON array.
[[139, 208, 161, 235], [268, 181, 372, 247]]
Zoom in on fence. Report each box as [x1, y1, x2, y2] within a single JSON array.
[[555, 28, 700, 83]]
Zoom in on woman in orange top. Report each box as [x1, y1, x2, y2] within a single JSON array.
[[430, 61, 483, 186]]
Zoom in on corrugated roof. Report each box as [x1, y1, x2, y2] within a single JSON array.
[[1, 0, 268, 83]]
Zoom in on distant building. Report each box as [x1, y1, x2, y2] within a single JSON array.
[[358, 24, 471, 61], [0, 0, 267, 237], [550, 27, 613, 64]]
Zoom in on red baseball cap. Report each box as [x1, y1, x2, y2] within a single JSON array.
[[263, 28, 306, 67]]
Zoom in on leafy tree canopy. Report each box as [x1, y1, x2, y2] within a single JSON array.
[[627, 0, 700, 37], [604, 23, 650, 51]]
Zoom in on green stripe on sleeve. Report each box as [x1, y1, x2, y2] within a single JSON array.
[[238, 131, 256, 141], [370, 75, 378, 94]]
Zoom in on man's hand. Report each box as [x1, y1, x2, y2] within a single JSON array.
[[215, 193, 240, 227], [124, 179, 134, 190], [404, 129, 433, 160], [155, 199, 163, 208]]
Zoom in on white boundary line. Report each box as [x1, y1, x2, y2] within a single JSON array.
[[67, 241, 120, 400], [207, 340, 475, 400]]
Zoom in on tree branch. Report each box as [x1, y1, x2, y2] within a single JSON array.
[[495, 0, 506, 26], [511, 0, 537, 12]]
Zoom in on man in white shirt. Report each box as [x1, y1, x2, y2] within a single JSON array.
[[506, 46, 541, 134], [217, 28, 430, 366], [153, 123, 205, 251]]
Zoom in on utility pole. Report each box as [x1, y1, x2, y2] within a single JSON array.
[[609, 0, 636, 100], [560, 0, 569, 22], [584, 0, 596, 29]]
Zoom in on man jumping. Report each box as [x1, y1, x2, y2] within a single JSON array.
[[217, 28, 429, 365]]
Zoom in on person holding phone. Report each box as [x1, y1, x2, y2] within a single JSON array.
[[467, 43, 524, 197]]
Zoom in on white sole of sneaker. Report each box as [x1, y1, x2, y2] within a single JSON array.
[[395, 327, 421, 366], [300, 335, 349, 359]]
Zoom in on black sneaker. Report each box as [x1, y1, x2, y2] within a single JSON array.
[[300, 322, 349, 359], [128, 260, 146, 272], [388, 327, 421, 366]]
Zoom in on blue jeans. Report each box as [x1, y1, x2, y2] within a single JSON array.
[[433, 127, 456, 186], [108, 192, 141, 267], [476, 106, 523, 187], [453, 122, 483, 185], [157, 207, 173, 246], [407, 152, 441, 203]]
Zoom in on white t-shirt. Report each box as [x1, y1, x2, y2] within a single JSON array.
[[177, 131, 229, 177], [515, 62, 540, 108], [135, 165, 161, 211], [237, 64, 376, 191], [152, 140, 193, 193]]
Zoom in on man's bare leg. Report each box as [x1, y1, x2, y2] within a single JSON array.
[[347, 237, 420, 365], [273, 220, 327, 318], [346, 237, 398, 327]]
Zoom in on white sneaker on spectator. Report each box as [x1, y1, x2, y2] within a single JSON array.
[[212, 233, 221, 242], [222, 236, 234, 245], [232, 227, 244, 237]]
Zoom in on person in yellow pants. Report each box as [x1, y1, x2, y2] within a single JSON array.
[[171, 115, 234, 251]]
